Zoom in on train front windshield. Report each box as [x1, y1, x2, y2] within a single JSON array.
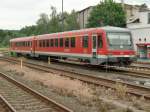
[[107, 32, 133, 50]]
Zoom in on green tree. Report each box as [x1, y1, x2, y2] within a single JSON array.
[[48, 6, 61, 33], [20, 25, 37, 36], [0, 30, 22, 47], [87, 0, 126, 27], [36, 13, 50, 34], [64, 10, 80, 31]]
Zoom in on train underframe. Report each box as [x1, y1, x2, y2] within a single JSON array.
[[11, 51, 136, 66]]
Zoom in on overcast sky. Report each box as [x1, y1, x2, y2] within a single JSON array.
[[0, 0, 149, 30]]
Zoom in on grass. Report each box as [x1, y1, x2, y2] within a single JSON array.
[[115, 83, 127, 99], [0, 48, 9, 51]]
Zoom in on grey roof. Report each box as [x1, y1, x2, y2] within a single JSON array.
[[100, 26, 130, 32]]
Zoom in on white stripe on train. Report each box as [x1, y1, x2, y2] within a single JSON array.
[[11, 50, 135, 58]]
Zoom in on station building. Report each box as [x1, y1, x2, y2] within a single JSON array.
[[127, 10, 150, 59]]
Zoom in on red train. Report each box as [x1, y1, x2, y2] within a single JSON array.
[[10, 26, 136, 65]]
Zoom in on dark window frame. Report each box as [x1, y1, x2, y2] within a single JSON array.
[[39, 40, 42, 47], [82, 36, 88, 48], [50, 39, 54, 47], [65, 38, 70, 48], [148, 13, 150, 24], [55, 38, 58, 47], [98, 35, 103, 48], [59, 38, 64, 47], [42, 40, 46, 47], [71, 37, 75, 48], [46, 40, 49, 47]]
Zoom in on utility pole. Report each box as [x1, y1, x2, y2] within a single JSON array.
[[62, 0, 64, 32]]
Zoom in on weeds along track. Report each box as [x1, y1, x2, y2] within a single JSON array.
[[0, 57, 150, 100], [0, 72, 73, 112]]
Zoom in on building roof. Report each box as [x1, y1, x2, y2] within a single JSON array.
[[77, 6, 93, 13], [10, 36, 34, 42]]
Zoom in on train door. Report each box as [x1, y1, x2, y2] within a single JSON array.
[[92, 35, 97, 58], [31, 37, 35, 57], [91, 34, 98, 65]]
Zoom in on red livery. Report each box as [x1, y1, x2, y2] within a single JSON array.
[[10, 26, 136, 65]]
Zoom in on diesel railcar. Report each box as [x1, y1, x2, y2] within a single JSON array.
[[10, 26, 136, 65]]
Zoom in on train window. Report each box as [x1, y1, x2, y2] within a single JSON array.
[[24, 42, 26, 47], [65, 38, 69, 48], [71, 37, 75, 48], [55, 39, 58, 47], [25, 42, 27, 47], [50, 39, 54, 47], [39, 40, 42, 47], [43, 40, 46, 47], [29, 41, 32, 47], [59, 38, 63, 47], [83, 36, 88, 48], [46, 40, 49, 47], [98, 35, 103, 48], [28, 41, 30, 47]]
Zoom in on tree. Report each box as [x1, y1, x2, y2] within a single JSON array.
[[48, 6, 61, 33], [36, 13, 50, 34], [87, 0, 126, 28], [64, 10, 80, 31]]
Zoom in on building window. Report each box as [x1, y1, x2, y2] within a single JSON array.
[[139, 38, 141, 41], [65, 38, 69, 48], [59, 38, 63, 47], [98, 35, 103, 48], [71, 37, 75, 48], [144, 38, 146, 42], [82, 36, 88, 48], [148, 13, 150, 24]]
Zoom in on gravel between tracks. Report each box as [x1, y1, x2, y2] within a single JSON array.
[[0, 60, 150, 112]]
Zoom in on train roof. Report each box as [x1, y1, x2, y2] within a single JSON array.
[[10, 26, 130, 42], [10, 36, 34, 42], [101, 26, 130, 32]]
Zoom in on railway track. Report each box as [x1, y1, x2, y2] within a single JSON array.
[[41, 58, 150, 79], [0, 71, 73, 112], [102, 65, 150, 79], [0, 95, 16, 112], [35, 58, 150, 79], [0, 57, 150, 101], [135, 61, 150, 65]]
